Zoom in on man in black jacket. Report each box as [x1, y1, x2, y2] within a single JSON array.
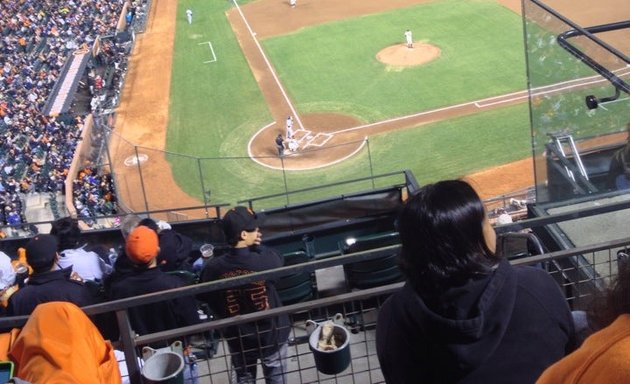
[[7, 234, 95, 316], [137, 217, 193, 272], [200, 206, 290, 384], [107, 225, 200, 336]]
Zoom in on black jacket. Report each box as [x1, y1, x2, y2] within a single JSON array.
[[107, 267, 200, 336], [7, 267, 96, 316], [376, 259, 575, 384], [199, 245, 290, 356], [157, 229, 193, 272]]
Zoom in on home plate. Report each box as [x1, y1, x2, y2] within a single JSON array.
[[307, 135, 314, 139]]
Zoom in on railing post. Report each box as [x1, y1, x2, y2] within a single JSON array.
[[117, 309, 142, 384], [281, 155, 290, 206], [366, 137, 375, 189], [197, 158, 210, 218], [135, 146, 150, 214]]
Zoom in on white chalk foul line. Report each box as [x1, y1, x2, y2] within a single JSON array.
[[333, 70, 630, 135], [231, 0, 305, 131], [331, 100, 478, 135]]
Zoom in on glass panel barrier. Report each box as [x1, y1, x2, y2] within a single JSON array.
[[523, 0, 630, 204]]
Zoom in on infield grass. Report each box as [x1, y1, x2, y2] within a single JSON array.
[[262, 0, 527, 122], [165, 0, 532, 206]]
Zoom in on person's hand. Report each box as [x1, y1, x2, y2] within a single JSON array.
[[70, 271, 84, 283], [254, 230, 262, 246], [156, 220, 171, 232]]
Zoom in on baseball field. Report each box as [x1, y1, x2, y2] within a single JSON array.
[[112, 0, 541, 213]]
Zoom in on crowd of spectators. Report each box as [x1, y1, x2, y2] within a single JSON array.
[[0, 0, 146, 231], [73, 167, 118, 220]]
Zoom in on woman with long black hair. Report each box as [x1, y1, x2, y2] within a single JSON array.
[[376, 180, 575, 383]]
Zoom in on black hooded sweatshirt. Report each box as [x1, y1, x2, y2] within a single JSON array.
[[376, 259, 575, 384]]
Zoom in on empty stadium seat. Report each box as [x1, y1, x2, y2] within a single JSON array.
[[496, 231, 545, 260], [340, 232, 403, 290], [276, 250, 316, 305]]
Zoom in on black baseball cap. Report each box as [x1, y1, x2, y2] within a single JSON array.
[[25, 234, 58, 272], [223, 206, 260, 244]]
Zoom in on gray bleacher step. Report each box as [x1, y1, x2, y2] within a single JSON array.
[[23, 192, 67, 234]]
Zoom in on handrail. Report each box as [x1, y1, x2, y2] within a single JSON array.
[[137, 235, 630, 346], [495, 194, 630, 233], [0, 234, 628, 383], [529, 0, 630, 94], [132, 237, 630, 338], [0, 244, 401, 329], [511, 236, 630, 266], [556, 21, 630, 95], [238, 170, 409, 207], [2, 235, 629, 330], [0, 203, 229, 234]]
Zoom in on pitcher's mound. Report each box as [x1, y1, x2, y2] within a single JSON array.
[[376, 43, 441, 67]]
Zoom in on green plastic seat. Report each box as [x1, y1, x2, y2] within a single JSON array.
[[340, 232, 403, 290], [276, 251, 315, 305]]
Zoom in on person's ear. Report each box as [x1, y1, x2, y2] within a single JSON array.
[[239, 230, 248, 242]]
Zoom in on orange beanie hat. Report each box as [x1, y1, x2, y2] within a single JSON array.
[[125, 226, 159, 264]]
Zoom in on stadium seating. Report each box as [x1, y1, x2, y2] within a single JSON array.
[[0, 0, 138, 230], [497, 231, 545, 260], [339, 232, 403, 290], [276, 250, 316, 305]]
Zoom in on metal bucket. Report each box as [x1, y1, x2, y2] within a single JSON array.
[[141, 351, 185, 384], [307, 316, 351, 375]]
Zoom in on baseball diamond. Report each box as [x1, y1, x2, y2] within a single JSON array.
[[110, 0, 623, 213]]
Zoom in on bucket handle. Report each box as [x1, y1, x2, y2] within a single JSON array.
[[305, 313, 345, 336], [142, 340, 184, 362]]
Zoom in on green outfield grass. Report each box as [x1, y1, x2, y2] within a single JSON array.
[[164, 0, 531, 206]]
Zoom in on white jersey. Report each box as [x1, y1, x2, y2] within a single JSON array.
[[404, 30, 413, 45], [286, 117, 294, 138], [186, 9, 193, 24]]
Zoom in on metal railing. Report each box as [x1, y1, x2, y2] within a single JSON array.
[[2, 235, 630, 383]]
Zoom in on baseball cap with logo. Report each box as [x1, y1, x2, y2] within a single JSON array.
[[25, 234, 59, 272], [223, 206, 260, 244], [125, 226, 159, 265]]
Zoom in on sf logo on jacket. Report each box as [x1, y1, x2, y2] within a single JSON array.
[[223, 269, 270, 315]]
